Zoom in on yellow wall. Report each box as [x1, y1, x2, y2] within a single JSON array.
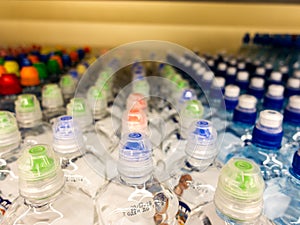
[[1, 1, 300, 52]]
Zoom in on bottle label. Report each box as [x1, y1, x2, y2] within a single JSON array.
[[0, 196, 11, 217], [124, 197, 155, 220]]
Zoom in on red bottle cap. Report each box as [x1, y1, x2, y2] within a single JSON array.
[[0, 73, 22, 95], [69, 51, 79, 63]]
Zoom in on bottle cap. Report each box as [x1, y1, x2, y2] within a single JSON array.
[[259, 110, 283, 128], [227, 67, 237, 76], [196, 67, 206, 76], [17, 144, 64, 201], [62, 54, 71, 68], [179, 89, 197, 103], [33, 62, 48, 79], [87, 86, 108, 119], [238, 94, 257, 109], [66, 98, 93, 129], [280, 66, 288, 74], [15, 94, 42, 125], [184, 59, 192, 67], [212, 77, 225, 88], [118, 132, 153, 182], [0, 65, 6, 77], [4, 60, 19, 76], [294, 70, 300, 79], [237, 62, 246, 70], [267, 84, 284, 97], [250, 77, 264, 89], [181, 100, 204, 119], [265, 62, 273, 70], [287, 78, 300, 89], [185, 120, 218, 160], [0, 111, 21, 153], [291, 150, 300, 178], [126, 93, 148, 112], [288, 95, 300, 110], [192, 62, 201, 71], [225, 85, 240, 98], [59, 75, 76, 96], [122, 108, 148, 135], [270, 71, 282, 81], [76, 63, 87, 76], [0, 73, 22, 95], [42, 84, 64, 109], [255, 67, 265, 76], [217, 63, 227, 71], [230, 59, 237, 66], [20, 65, 40, 86], [27, 55, 39, 64], [207, 59, 214, 67], [214, 158, 264, 222], [69, 51, 79, 63], [202, 71, 214, 81], [50, 55, 63, 70], [237, 71, 249, 81], [47, 59, 61, 75], [52, 115, 84, 154]]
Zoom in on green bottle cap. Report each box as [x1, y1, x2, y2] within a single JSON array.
[[184, 100, 204, 118], [0, 57, 4, 65], [33, 62, 48, 79], [29, 145, 55, 175], [0, 111, 18, 134], [47, 59, 61, 75]]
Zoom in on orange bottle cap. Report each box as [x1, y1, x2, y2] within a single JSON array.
[[0, 65, 6, 77], [20, 66, 40, 86]]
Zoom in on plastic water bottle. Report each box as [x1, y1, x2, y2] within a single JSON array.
[[165, 120, 221, 224], [185, 158, 274, 225], [268, 71, 283, 86], [284, 77, 300, 99], [225, 67, 237, 85], [0, 73, 22, 112], [15, 94, 53, 145], [216, 63, 227, 77], [248, 77, 265, 101], [226, 110, 290, 180], [87, 85, 108, 120], [41, 84, 66, 122], [235, 71, 249, 94], [217, 94, 257, 164], [0, 111, 22, 220], [180, 100, 204, 139], [52, 115, 106, 196], [264, 150, 300, 224], [263, 84, 285, 111], [283, 95, 300, 142], [223, 85, 240, 120], [59, 75, 77, 104], [95, 132, 179, 225], [2, 144, 95, 225]]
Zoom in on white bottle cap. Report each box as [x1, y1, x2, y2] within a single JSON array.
[[268, 84, 284, 97], [259, 110, 283, 128], [207, 60, 214, 67], [179, 56, 185, 64], [280, 66, 288, 74], [250, 77, 265, 88], [294, 70, 300, 79], [225, 85, 240, 98], [212, 77, 225, 88], [270, 72, 282, 81], [238, 94, 257, 109], [256, 67, 265, 76], [288, 95, 300, 110], [196, 67, 206, 76], [217, 63, 227, 71], [237, 71, 249, 81], [184, 60, 192, 67], [227, 67, 237, 76], [237, 62, 246, 70], [254, 60, 261, 66], [265, 63, 273, 70], [193, 62, 201, 71], [202, 71, 214, 81], [230, 59, 237, 66], [287, 78, 300, 89], [293, 62, 300, 70]]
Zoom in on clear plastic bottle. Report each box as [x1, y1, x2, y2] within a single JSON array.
[[87, 85, 108, 121], [226, 110, 291, 180], [284, 78, 300, 99], [264, 150, 300, 224], [15, 94, 53, 145], [180, 100, 204, 139], [52, 115, 106, 197], [59, 74, 77, 104], [263, 84, 285, 112], [165, 120, 221, 224], [225, 67, 237, 85], [95, 132, 179, 225], [247, 77, 265, 102], [235, 71, 249, 94], [41, 84, 66, 122], [0, 111, 22, 220], [2, 144, 95, 225], [185, 158, 274, 225], [283, 95, 300, 142]]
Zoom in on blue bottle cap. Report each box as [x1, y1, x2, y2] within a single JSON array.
[[284, 96, 300, 124], [77, 49, 85, 60], [233, 95, 257, 125], [290, 151, 300, 179], [62, 54, 72, 68]]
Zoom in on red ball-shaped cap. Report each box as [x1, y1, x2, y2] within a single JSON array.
[[0, 73, 22, 95]]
